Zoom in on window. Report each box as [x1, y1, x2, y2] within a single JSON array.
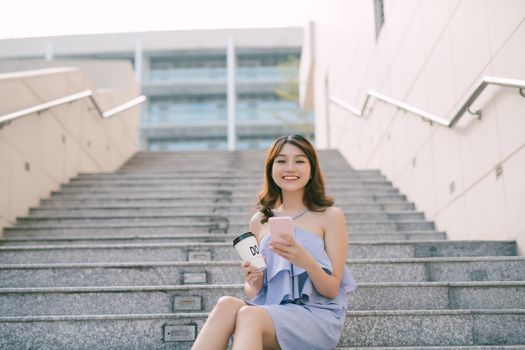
[[374, 0, 385, 39]]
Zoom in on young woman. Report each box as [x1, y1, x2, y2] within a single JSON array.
[[192, 135, 357, 350]]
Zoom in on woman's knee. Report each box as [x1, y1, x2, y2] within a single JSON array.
[[235, 306, 264, 328], [214, 296, 246, 315]]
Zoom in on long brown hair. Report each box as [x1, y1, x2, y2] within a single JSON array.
[[257, 135, 333, 223]]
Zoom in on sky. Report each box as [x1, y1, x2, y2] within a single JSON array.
[[0, 0, 317, 40]]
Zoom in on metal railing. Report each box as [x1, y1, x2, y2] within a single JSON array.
[[0, 90, 146, 126], [330, 76, 525, 128]]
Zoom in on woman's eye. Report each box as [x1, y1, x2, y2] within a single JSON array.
[[297, 160, 305, 164], [276, 160, 286, 163]]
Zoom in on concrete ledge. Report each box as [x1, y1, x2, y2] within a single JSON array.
[[0, 231, 448, 245], [0, 281, 523, 316], [0, 240, 516, 264], [0, 257, 523, 288], [0, 310, 523, 349]]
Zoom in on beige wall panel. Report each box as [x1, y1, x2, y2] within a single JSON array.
[[390, 12, 426, 99], [420, 0, 451, 61], [389, 114, 412, 178], [458, 94, 502, 187], [432, 128, 464, 211], [36, 166, 59, 200], [367, 40, 390, 92], [9, 150, 41, 222], [493, 91, 525, 159], [0, 139, 12, 226], [54, 100, 85, 142], [448, 0, 492, 102], [103, 116, 128, 157], [0, 78, 37, 115], [424, 29, 457, 118], [65, 70, 89, 91], [2, 113, 40, 159], [463, 168, 508, 240], [409, 140, 437, 216], [64, 136, 82, 179], [37, 111, 68, 184], [434, 195, 468, 241], [448, 0, 462, 15], [0, 216, 11, 234], [485, 0, 525, 55], [501, 146, 525, 255], [491, 24, 525, 158], [490, 22, 525, 79], [347, 43, 375, 103], [383, 0, 420, 72], [93, 92, 113, 112], [378, 124, 397, 180], [23, 72, 77, 102], [78, 110, 103, 173], [365, 141, 381, 170], [394, 165, 414, 207], [88, 122, 111, 170], [79, 150, 100, 173]]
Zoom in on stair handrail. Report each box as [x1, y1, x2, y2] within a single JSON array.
[[330, 76, 525, 127], [0, 90, 146, 126]]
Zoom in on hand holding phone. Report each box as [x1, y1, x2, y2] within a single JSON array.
[[268, 216, 295, 245]]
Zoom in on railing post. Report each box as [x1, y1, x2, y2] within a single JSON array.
[[227, 36, 237, 151]]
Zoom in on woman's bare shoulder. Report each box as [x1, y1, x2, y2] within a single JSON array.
[[319, 206, 347, 236], [320, 206, 345, 220]]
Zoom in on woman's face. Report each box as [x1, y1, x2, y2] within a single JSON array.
[[271, 143, 312, 193]]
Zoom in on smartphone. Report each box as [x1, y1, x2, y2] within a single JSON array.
[[268, 216, 295, 244]]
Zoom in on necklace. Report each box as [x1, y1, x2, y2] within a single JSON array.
[[272, 208, 309, 220]]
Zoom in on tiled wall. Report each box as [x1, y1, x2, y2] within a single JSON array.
[[310, 0, 525, 254]]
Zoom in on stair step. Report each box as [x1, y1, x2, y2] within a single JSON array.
[[0, 241, 516, 264], [1, 257, 523, 288], [21, 211, 425, 221], [57, 184, 396, 192], [0, 231, 448, 245], [30, 201, 415, 216], [1, 281, 524, 316], [38, 197, 413, 209], [2, 149, 520, 348], [0, 309, 523, 348], [75, 172, 387, 181], [336, 346, 525, 349], [8, 219, 435, 232], [48, 189, 399, 200], [29, 204, 416, 219], [61, 179, 394, 187], [41, 194, 409, 204]]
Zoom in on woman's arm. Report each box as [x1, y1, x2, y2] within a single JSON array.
[[243, 212, 265, 298], [269, 207, 348, 299]]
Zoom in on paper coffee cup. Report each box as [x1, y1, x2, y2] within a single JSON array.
[[233, 232, 266, 271]]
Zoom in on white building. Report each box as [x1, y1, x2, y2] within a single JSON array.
[[301, 0, 525, 254], [0, 27, 312, 151]]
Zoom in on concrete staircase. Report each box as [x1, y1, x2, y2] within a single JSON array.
[[0, 150, 524, 349]]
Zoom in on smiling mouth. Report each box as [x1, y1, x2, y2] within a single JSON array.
[[283, 176, 300, 180]]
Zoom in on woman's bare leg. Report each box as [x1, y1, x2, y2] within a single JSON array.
[[232, 305, 280, 350], [192, 296, 246, 350]]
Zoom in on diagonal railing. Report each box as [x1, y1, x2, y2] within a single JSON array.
[[0, 90, 146, 126], [330, 76, 525, 128]]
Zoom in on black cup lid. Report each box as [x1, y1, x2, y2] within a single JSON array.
[[233, 232, 255, 246]]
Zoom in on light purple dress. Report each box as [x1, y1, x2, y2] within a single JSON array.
[[244, 226, 358, 350]]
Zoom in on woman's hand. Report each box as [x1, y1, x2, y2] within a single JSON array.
[[242, 260, 264, 293], [269, 234, 315, 270]]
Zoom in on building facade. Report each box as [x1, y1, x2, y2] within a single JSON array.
[[301, 0, 525, 253], [0, 27, 312, 151]]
